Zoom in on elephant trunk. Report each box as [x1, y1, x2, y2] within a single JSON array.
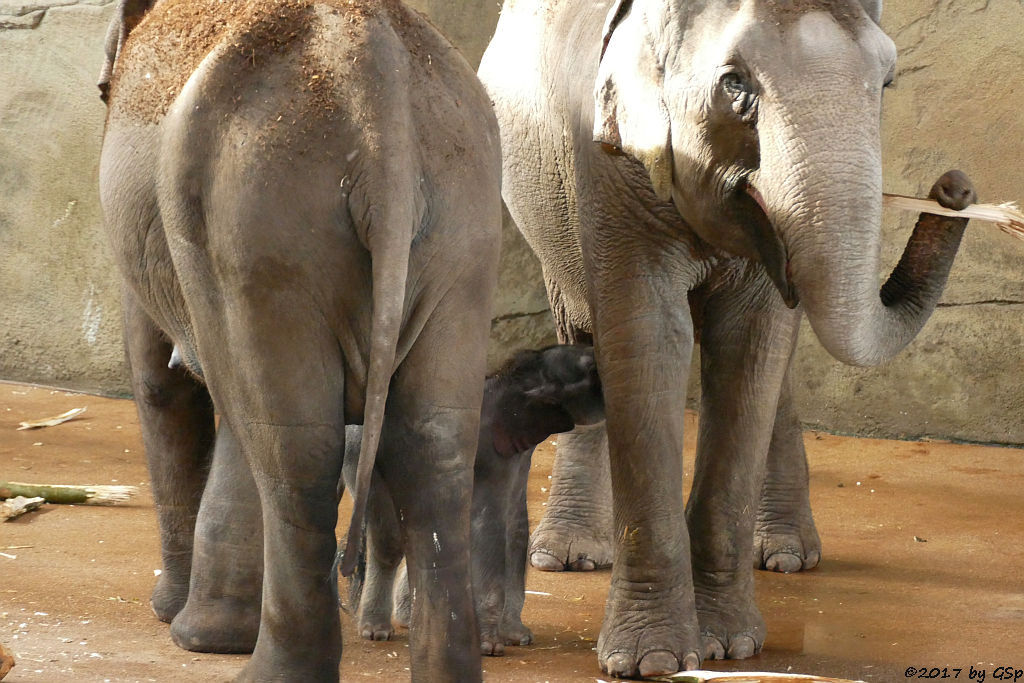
[[759, 108, 970, 368]]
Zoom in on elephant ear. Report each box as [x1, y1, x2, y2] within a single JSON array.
[[98, 0, 155, 102], [593, 0, 674, 201], [859, 0, 882, 24]]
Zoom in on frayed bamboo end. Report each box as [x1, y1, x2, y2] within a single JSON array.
[[882, 193, 1024, 242], [80, 485, 138, 505]]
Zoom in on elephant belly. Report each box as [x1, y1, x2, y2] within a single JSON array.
[[479, 0, 613, 336]]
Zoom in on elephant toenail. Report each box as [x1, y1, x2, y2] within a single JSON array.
[[804, 550, 821, 569], [683, 652, 701, 670], [604, 653, 634, 677], [726, 635, 757, 659], [568, 556, 596, 571], [703, 637, 726, 660], [530, 550, 566, 572], [638, 650, 680, 677], [766, 552, 801, 573]]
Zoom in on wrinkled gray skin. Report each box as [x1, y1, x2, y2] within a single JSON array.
[[343, 344, 604, 656], [479, 0, 976, 676], [99, 2, 501, 681]]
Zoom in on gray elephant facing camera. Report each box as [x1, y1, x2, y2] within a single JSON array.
[[480, 0, 976, 676], [344, 344, 604, 657]]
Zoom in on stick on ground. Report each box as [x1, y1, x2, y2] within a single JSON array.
[[0, 482, 137, 506]]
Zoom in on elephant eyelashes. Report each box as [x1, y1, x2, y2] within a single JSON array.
[[720, 72, 756, 118]]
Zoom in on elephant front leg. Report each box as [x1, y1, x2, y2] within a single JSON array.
[[688, 263, 801, 660], [170, 423, 263, 654], [122, 292, 214, 623], [588, 260, 702, 678], [529, 423, 614, 572], [501, 450, 533, 647], [357, 471, 404, 642], [471, 453, 512, 656], [754, 368, 821, 573]]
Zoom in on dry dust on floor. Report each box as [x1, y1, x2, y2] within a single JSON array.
[[1, 381, 1023, 682]]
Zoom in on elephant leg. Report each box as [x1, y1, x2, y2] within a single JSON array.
[[529, 292, 613, 572], [471, 447, 515, 656], [588, 255, 701, 678], [122, 291, 214, 623], [188, 315, 346, 681], [357, 471, 403, 641], [170, 423, 263, 653], [529, 422, 613, 571], [687, 262, 800, 660], [501, 449, 534, 647], [753, 368, 821, 573], [375, 299, 486, 683], [392, 562, 411, 629]]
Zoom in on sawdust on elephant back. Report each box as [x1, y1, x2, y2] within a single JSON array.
[[109, 0, 412, 125]]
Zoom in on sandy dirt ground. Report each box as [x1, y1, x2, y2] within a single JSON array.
[[2, 381, 1023, 682]]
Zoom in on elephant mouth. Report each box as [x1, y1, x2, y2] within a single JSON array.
[[736, 181, 799, 309]]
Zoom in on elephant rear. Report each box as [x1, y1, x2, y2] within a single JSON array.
[[100, 1, 501, 680]]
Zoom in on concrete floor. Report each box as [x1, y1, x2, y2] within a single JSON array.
[[1, 381, 1023, 682]]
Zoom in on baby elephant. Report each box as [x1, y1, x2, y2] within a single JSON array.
[[343, 344, 604, 655]]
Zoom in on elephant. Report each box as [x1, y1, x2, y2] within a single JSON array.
[[478, 0, 977, 676], [98, 1, 502, 681], [343, 344, 605, 656]]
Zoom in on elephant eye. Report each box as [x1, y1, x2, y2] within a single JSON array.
[[883, 67, 895, 89], [720, 72, 755, 117]]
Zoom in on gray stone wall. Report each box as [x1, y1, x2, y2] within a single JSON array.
[[1, 0, 126, 393], [0, 0, 1021, 444]]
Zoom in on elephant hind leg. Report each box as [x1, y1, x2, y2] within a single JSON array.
[[123, 291, 215, 624], [169, 422, 263, 654], [373, 285, 491, 682], [753, 372, 821, 573], [183, 306, 347, 679]]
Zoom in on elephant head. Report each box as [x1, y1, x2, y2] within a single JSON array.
[[594, 0, 970, 367]]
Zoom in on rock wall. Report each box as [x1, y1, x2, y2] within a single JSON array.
[[0, 0, 127, 394], [0, 0, 1020, 443]]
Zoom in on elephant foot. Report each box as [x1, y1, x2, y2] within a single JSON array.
[[529, 514, 613, 572], [358, 614, 395, 642], [695, 576, 766, 661], [150, 573, 188, 623], [170, 597, 260, 654], [391, 565, 411, 628], [480, 631, 505, 657], [596, 582, 701, 678], [234, 652, 338, 683], [501, 615, 533, 646], [753, 506, 821, 573]]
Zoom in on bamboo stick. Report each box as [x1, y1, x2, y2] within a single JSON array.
[[0, 481, 137, 506], [16, 407, 86, 430], [882, 193, 1024, 242]]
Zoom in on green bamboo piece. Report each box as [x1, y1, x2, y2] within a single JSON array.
[[0, 481, 137, 505]]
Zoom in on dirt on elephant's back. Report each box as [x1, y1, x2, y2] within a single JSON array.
[[109, 0, 414, 124], [111, 0, 310, 122]]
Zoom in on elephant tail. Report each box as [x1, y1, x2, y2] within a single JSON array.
[[339, 171, 419, 579]]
